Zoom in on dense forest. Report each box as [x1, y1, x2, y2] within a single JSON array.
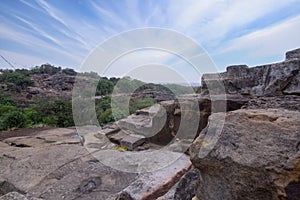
[[0, 64, 196, 131]]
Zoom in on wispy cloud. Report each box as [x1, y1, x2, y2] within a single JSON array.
[[0, 23, 82, 66], [219, 14, 300, 58], [14, 15, 62, 47], [0, 0, 299, 78]]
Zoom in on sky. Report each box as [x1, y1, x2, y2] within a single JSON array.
[[0, 0, 300, 83]]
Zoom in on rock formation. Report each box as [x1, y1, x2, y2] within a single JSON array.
[[202, 48, 300, 96], [0, 48, 299, 200], [190, 48, 300, 200]]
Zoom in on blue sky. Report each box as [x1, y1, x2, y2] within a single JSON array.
[[0, 0, 300, 83]]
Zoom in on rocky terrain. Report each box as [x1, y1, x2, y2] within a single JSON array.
[[0, 48, 299, 200]]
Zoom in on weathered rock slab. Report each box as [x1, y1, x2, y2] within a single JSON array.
[[120, 134, 146, 150], [0, 128, 137, 199], [0, 192, 28, 200], [117, 153, 191, 200], [190, 109, 300, 200]]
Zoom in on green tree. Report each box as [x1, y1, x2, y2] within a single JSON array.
[[0, 105, 27, 130], [62, 68, 77, 76], [31, 64, 61, 75], [35, 99, 74, 127], [96, 78, 114, 96], [0, 71, 34, 91]]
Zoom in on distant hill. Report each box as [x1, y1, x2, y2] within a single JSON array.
[[0, 64, 196, 131]]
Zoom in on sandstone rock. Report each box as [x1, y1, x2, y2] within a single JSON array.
[[243, 95, 300, 111], [0, 129, 137, 200], [117, 104, 173, 145], [201, 49, 300, 96], [158, 168, 200, 200], [190, 109, 300, 200], [108, 130, 130, 144], [27, 87, 43, 95], [0, 192, 28, 200], [2, 128, 81, 148], [172, 168, 200, 200], [284, 72, 300, 95], [120, 134, 145, 150], [116, 153, 191, 200], [286, 48, 300, 60]]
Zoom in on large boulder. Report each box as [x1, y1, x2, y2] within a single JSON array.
[[190, 109, 300, 200]]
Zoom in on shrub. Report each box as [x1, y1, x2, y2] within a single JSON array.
[[0, 105, 27, 130], [62, 68, 77, 76]]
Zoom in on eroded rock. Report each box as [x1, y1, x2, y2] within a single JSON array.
[[190, 109, 300, 200], [117, 153, 191, 200], [201, 51, 300, 96]]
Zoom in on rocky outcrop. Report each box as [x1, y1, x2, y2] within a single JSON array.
[[202, 49, 300, 96], [190, 108, 300, 200], [286, 48, 300, 61], [189, 48, 300, 200], [1, 48, 300, 200]]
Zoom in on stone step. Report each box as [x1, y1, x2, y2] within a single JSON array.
[[97, 125, 120, 137], [107, 130, 130, 145], [117, 112, 167, 139], [135, 104, 162, 116], [120, 134, 145, 151]]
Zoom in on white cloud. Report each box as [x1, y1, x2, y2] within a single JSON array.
[[164, 0, 297, 46], [219, 14, 300, 57], [89, 1, 129, 30], [0, 23, 82, 65], [14, 16, 62, 47], [35, 0, 91, 50]]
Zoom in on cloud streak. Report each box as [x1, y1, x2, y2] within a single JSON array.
[[0, 0, 299, 78]]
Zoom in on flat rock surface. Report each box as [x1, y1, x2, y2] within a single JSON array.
[[2, 128, 81, 147], [0, 128, 137, 199]]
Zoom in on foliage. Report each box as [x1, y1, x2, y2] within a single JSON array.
[[109, 77, 120, 85], [114, 77, 145, 93], [0, 70, 34, 91], [96, 78, 114, 96], [62, 68, 77, 76], [35, 99, 74, 127], [129, 96, 156, 113], [0, 90, 13, 105], [77, 71, 100, 79], [0, 64, 197, 131], [31, 64, 62, 75], [94, 95, 156, 126], [0, 105, 27, 130]]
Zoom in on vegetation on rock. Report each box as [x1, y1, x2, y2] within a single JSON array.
[[0, 64, 192, 131]]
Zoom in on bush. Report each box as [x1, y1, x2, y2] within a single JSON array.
[[0, 91, 13, 105], [31, 64, 61, 75], [0, 105, 27, 130], [35, 99, 74, 127], [0, 71, 33, 91], [129, 96, 156, 113], [62, 68, 77, 76], [96, 78, 114, 96]]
